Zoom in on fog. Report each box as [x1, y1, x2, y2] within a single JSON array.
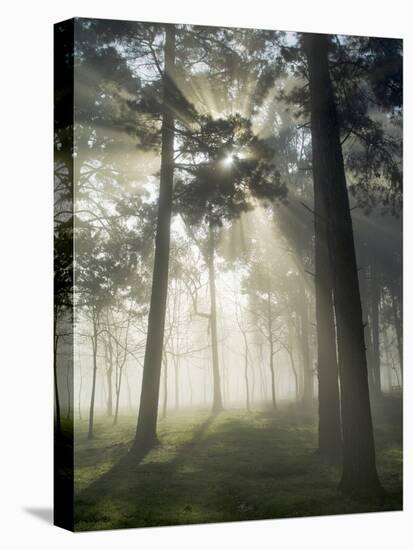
[[54, 19, 402, 529]]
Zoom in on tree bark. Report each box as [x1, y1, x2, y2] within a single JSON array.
[[88, 315, 98, 440], [287, 322, 300, 400], [134, 25, 176, 450], [242, 331, 251, 412], [53, 318, 62, 436], [299, 285, 314, 409], [267, 292, 277, 410], [304, 33, 382, 497], [370, 267, 382, 397], [162, 353, 168, 419], [113, 366, 124, 426], [174, 358, 180, 410], [78, 366, 83, 421], [106, 335, 114, 416], [125, 370, 133, 412], [208, 223, 224, 413], [391, 291, 403, 381], [314, 164, 342, 461]]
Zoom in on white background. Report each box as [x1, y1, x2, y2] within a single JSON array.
[[0, 0, 411, 548]]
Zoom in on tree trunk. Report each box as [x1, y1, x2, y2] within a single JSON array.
[[269, 345, 277, 411], [162, 353, 168, 419], [258, 343, 267, 403], [78, 369, 83, 421], [382, 327, 394, 392], [314, 163, 342, 461], [88, 317, 98, 440], [267, 292, 277, 410], [250, 355, 256, 406], [208, 223, 224, 413], [106, 335, 114, 416], [53, 322, 62, 436], [305, 33, 382, 497], [299, 286, 314, 409], [187, 364, 193, 406], [392, 292, 403, 381], [113, 365, 124, 426], [134, 25, 176, 450], [125, 370, 133, 412], [242, 332, 251, 412], [174, 358, 180, 410], [370, 267, 382, 397]]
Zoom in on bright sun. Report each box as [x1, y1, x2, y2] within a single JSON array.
[[223, 155, 234, 166]]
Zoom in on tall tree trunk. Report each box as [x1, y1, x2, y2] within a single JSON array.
[[208, 223, 224, 413], [174, 358, 180, 410], [88, 316, 98, 440], [113, 366, 124, 426], [305, 33, 382, 497], [242, 331, 251, 412], [364, 308, 376, 395], [125, 370, 133, 412], [134, 25, 176, 450], [286, 322, 300, 400], [250, 355, 256, 406], [106, 335, 114, 416], [299, 286, 314, 409], [162, 353, 168, 419], [267, 292, 277, 410], [370, 267, 382, 397], [187, 364, 193, 406], [382, 327, 394, 392], [314, 171, 342, 461], [392, 292, 403, 381], [78, 367, 83, 421], [53, 319, 62, 436], [269, 346, 277, 411], [258, 343, 267, 403]]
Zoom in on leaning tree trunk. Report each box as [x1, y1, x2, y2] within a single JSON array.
[[134, 25, 176, 450], [208, 223, 224, 413], [304, 33, 382, 497], [314, 168, 342, 462]]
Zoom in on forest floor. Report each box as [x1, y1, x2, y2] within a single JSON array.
[[73, 395, 402, 531]]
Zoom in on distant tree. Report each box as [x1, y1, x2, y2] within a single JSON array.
[[244, 262, 284, 411], [175, 114, 285, 412]]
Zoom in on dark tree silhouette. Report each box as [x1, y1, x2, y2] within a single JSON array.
[[134, 25, 176, 450], [304, 33, 382, 497]]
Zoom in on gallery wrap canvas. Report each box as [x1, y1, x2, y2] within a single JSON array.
[[54, 17, 403, 532]]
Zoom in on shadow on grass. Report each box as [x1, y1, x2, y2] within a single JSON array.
[[74, 406, 402, 531]]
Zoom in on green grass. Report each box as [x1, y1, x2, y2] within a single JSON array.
[[73, 398, 402, 531]]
